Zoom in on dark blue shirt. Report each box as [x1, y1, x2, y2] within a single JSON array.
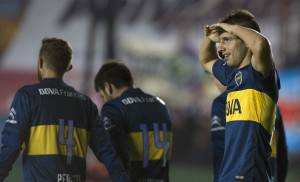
[[270, 106, 288, 182], [0, 78, 129, 182], [210, 92, 226, 182], [213, 59, 278, 182], [100, 88, 173, 182]]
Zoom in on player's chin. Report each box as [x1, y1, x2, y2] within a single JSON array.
[[223, 58, 229, 63]]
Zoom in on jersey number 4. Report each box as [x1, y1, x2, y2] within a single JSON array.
[[139, 123, 170, 168], [58, 119, 75, 165]]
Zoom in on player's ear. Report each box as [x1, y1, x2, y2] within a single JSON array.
[[108, 83, 113, 95], [104, 82, 112, 95], [38, 57, 43, 69]]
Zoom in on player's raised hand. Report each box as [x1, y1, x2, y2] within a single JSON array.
[[205, 25, 221, 43], [209, 23, 231, 34]]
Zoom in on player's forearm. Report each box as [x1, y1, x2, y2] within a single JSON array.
[[90, 124, 129, 181], [223, 24, 271, 56], [0, 126, 22, 181], [199, 37, 218, 72]]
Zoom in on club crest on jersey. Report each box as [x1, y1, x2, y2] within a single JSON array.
[[235, 71, 243, 87], [103, 116, 115, 130]]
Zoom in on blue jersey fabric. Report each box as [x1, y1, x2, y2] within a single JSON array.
[[100, 88, 173, 182], [270, 106, 288, 182], [213, 59, 279, 182], [0, 78, 129, 182], [211, 92, 226, 182]]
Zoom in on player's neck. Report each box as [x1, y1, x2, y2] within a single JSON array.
[[42, 70, 63, 80], [114, 86, 130, 98], [238, 51, 252, 69]]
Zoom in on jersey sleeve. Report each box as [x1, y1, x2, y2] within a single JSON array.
[[100, 103, 130, 169], [212, 59, 234, 86], [88, 103, 130, 182], [0, 88, 31, 180]]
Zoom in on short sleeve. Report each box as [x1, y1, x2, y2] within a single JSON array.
[[100, 103, 124, 134], [0, 88, 31, 180], [212, 59, 234, 86]]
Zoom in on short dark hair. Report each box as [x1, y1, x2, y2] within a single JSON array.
[[220, 9, 260, 32], [39, 38, 72, 75], [94, 61, 134, 91]]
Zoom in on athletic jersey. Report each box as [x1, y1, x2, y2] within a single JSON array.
[[210, 92, 226, 182], [270, 106, 288, 182], [100, 88, 173, 182], [213, 59, 278, 182], [0, 78, 129, 182]]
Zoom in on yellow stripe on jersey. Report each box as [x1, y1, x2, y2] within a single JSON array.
[[25, 125, 88, 158], [128, 131, 173, 161], [226, 89, 276, 134], [270, 128, 278, 158]]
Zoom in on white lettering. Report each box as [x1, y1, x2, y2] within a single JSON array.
[[38, 89, 45, 95], [57, 173, 81, 182], [37, 88, 86, 101], [121, 97, 156, 105]]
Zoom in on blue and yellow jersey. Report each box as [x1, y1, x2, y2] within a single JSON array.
[[270, 106, 288, 182], [0, 78, 129, 182], [212, 59, 279, 182], [100, 88, 173, 182], [210, 92, 226, 182]]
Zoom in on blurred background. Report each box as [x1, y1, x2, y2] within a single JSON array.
[[0, 0, 299, 181]]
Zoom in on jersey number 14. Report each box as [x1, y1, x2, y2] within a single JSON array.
[[139, 123, 170, 168]]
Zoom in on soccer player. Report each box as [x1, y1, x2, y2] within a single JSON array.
[[94, 61, 173, 182], [199, 9, 279, 181], [0, 38, 129, 182], [210, 43, 288, 182]]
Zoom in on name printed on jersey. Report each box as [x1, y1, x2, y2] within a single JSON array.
[[57, 173, 81, 182], [122, 96, 156, 105], [38, 88, 86, 100]]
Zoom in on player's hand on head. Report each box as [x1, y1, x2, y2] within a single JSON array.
[[209, 23, 231, 34], [205, 25, 221, 43]]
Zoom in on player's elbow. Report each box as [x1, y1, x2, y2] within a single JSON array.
[[198, 55, 206, 67], [198, 57, 210, 73], [253, 36, 271, 56]]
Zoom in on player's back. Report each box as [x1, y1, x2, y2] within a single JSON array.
[[21, 78, 96, 182], [104, 88, 172, 182]]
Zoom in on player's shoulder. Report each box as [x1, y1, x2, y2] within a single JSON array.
[[101, 99, 122, 113], [122, 88, 167, 106], [213, 92, 227, 102], [15, 82, 40, 96]]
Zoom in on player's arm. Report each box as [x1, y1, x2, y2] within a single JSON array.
[[89, 103, 130, 182], [211, 23, 273, 77], [0, 89, 30, 181], [100, 104, 129, 169], [199, 25, 220, 74], [212, 76, 226, 92]]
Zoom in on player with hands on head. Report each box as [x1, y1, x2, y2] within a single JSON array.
[[199, 9, 279, 182]]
